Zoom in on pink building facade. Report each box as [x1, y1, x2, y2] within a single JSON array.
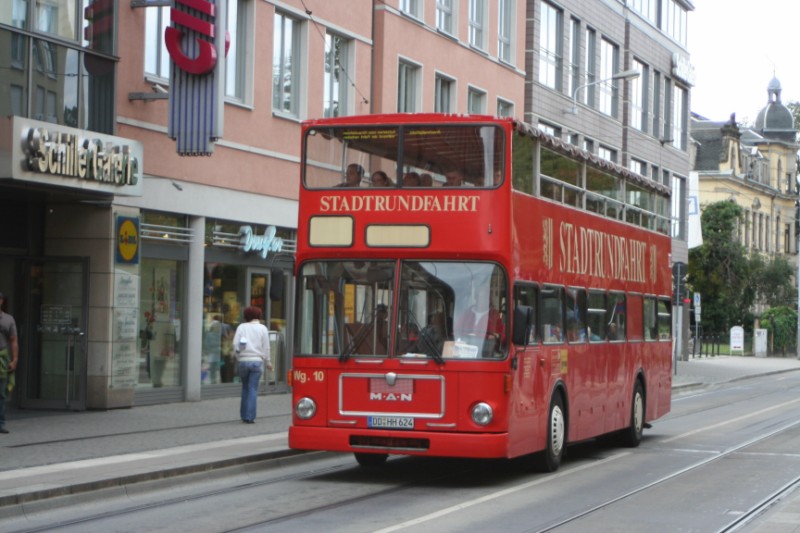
[[0, 0, 526, 409]]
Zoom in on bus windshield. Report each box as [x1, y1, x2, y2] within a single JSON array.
[[296, 260, 508, 360], [303, 124, 504, 188]]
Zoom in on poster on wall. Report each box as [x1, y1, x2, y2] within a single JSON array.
[[111, 308, 139, 388], [115, 272, 139, 307]]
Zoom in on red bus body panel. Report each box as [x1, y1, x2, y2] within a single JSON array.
[[289, 114, 672, 460]]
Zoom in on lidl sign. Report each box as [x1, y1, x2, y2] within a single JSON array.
[[116, 216, 140, 265]]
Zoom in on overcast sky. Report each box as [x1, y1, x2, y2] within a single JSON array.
[[688, 0, 800, 123]]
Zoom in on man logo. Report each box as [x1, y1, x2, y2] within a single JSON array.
[[369, 392, 413, 401]]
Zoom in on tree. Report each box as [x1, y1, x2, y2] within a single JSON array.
[[751, 254, 797, 308], [760, 306, 797, 355], [688, 201, 755, 334]]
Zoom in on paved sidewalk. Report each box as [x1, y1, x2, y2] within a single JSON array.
[[0, 355, 799, 521]]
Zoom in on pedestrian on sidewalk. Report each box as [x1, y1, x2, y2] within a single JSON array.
[[0, 292, 19, 435], [232, 306, 272, 424]]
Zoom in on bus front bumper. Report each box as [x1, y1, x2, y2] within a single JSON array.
[[289, 425, 512, 459]]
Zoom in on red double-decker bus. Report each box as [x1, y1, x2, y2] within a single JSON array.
[[288, 113, 672, 471]]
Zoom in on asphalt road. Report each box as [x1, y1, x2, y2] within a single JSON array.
[[5, 369, 800, 532]]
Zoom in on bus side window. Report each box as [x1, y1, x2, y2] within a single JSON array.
[[513, 283, 539, 345], [541, 285, 564, 343], [588, 290, 607, 342], [607, 292, 626, 341], [643, 297, 657, 341]]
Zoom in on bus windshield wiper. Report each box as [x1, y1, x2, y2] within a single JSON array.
[[339, 321, 373, 362], [416, 328, 445, 365]]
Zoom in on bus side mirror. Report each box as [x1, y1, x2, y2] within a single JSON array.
[[513, 305, 533, 346]]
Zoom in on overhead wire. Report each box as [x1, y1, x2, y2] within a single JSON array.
[[298, 0, 370, 106]]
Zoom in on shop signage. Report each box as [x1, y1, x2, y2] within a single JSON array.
[[25, 127, 138, 186], [116, 216, 140, 265], [166, 0, 227, 155], [672, 53, 696, 86], [2, 116, 143, 196], [166, 0, 220, 75], [240, 225, 284, 260]]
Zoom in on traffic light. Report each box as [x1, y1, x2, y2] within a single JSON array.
[[672, 261, 688, 305]]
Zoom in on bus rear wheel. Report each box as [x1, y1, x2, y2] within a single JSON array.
[[620, 381, 645, 447], [535, 393, 566, 472], [354, 452, 389, 467]]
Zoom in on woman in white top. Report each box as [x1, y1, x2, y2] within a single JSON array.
[[232, 306, 272, 423]]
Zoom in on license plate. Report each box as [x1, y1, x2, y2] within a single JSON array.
[[368, 416, 414, 429]]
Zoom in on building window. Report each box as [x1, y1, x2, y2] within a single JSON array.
[[4, 0, 28, 29], [538, 2, 562, 90], [652, 70, 662, 137], [398, 60, 419, 112], [324, 32, 350, 117], [598, 146, 615, 163], [145, 5, 170, 80], [631, 59, 648, 132], [435, 74, 454, 113], [401, 0, 420, 18], [671, 175, 686, 240], [568, 18, 580, 99], [226, 0, 251, 102], [498, 0, 513, 63], [497, 98, 514, 117], [273, 12, 300, 116], [584, 28, 596, 105], [468, 87, 486, 114], [36, 0, 76, 41], [538, 122, 559, 137], [672, 85, 687, 150], [436, 0, 454, 35], [598, 38, 619, 116], [663, 78, 673, 141], [631, 0, 658, 25], [629, 159, 647, 176], [661, 0, 688, 46], [468, 0, 486, 50]]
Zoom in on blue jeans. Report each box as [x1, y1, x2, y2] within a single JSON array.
[[0, 375, 6, 429], [238, 360, 262, 422]]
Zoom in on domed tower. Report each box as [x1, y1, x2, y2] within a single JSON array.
[[754, 76, 796, 142]]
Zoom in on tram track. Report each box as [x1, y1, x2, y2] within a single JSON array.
[[10, 453, 512, 532], [9, 456, 352, 533], [6, 413, 291, 449], [9, 377, 800, 532], [666, 373, 800, 423], [532, 417, 800, 533]]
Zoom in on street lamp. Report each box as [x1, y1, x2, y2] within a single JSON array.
[[564, 68, 641, 114]]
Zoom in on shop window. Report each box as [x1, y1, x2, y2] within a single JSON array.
[[202, 263, 289, 385], [139, 258, 184, 388]]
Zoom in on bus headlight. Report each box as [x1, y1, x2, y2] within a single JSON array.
[[471, 402, 493, 426], [295, 397, 317, 420]]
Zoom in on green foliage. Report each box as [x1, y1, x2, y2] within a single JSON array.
[[760, 306, 797, 355], [751, 254, 797, 308], [688, 202, 753, 333], [689, 201, 798, 337]]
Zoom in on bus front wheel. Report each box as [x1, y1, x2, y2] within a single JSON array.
[[535, 393, 566, 472], [354, 452, 389, 467]]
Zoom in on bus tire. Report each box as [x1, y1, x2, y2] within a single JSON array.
[[535, 393, 566, 472], [354, 452, 388, 467], [620, 380, 645, 447]]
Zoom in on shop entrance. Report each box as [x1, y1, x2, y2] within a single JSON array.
[[18, 258, 88, 411], [246, 268, 287, 388]]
